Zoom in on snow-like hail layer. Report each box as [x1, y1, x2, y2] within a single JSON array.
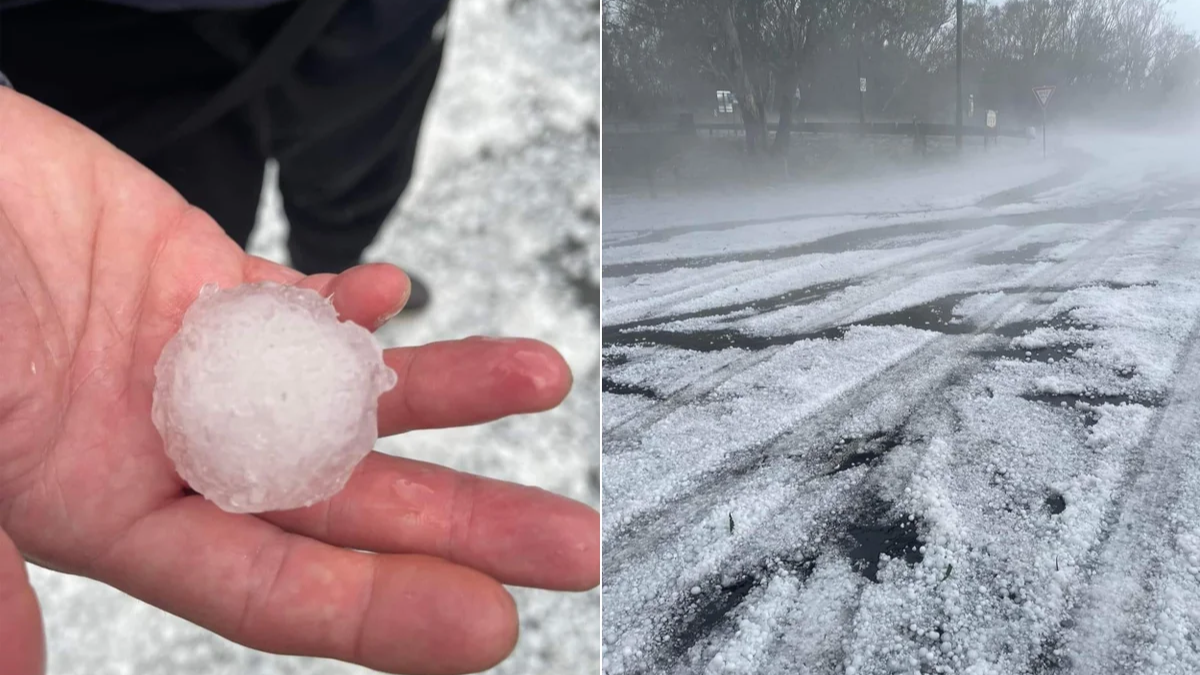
[[152, 282, 397, 513], [603, 133, 1200, 674]]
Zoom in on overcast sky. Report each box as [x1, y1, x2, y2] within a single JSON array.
[[982, 1, 1200, 34], [1172, 1, 1200, 34]]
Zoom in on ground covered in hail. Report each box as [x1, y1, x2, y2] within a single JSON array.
[[602, 130, 1200, 675]]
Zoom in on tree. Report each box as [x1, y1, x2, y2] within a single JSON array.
[[604, 0, 1200, 141]]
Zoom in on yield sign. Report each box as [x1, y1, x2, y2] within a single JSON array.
[[1033, 85, 1056, 108]]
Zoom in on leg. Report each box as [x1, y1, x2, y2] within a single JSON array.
[[140, 110, 267, 248], [266, 1, 448, 307], [0, 0, 270, 247]]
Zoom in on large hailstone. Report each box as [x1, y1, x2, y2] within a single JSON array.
[[152, 282, 397, 513]]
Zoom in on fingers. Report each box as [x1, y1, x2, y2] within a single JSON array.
[[377, 337, 572, 435], [90, 499, 518, 675], [244, 260, 572, 432], [297, 263, 410, 330], [0, 526, 45, 675], [246, 257, 574, 426], [263, 452, 600, 591], [241, 259, 410, 329]]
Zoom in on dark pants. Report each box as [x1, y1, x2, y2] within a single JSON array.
[[0, 0, 447, 275]]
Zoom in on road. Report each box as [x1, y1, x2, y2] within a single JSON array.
[[601, 131, 1200, 675]]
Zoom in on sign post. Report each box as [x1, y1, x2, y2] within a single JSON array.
[[1033, 85, 1056, 158], [859, 77, 867, 127]]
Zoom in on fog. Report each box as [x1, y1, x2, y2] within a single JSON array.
[[602, 0, 1200, 197]]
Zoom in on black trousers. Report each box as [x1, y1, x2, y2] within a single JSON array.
[[0, 0, 447, 275]]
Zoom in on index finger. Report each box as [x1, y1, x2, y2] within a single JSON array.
[[377, 337, 572, 436]]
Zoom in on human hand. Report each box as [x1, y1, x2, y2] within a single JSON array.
[[0, 87, 599, 675]]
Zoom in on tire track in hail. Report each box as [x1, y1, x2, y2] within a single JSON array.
[[605, 224, 1147, 675], [1033, 223, 1200, 673], [607, 220, 1134, 557], [612, 220, 1154, 675], [673, 219, 1193, 675], [602, 221, 1020, 345], [604, 225, 1024, 439]]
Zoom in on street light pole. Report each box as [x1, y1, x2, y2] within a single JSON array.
[[857, 51, 865, 127], [956, 0, 963, 150]]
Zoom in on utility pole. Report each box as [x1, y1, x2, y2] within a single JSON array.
[[857, 52, 866, 127], [955, 0, 963, 150]]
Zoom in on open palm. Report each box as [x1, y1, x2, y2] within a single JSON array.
[[0, 88, 598, 675]]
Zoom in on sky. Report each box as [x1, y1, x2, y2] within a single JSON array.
[[1173, 0, 1200, 35], [982, 1, 1200, 34]]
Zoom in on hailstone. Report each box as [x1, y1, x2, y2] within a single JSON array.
[[151, 282, 397, 513]]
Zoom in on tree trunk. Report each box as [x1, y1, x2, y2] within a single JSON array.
[[740, 100, 767, 155], [719, 0, 767, 156], [771, 67, 799, 156]]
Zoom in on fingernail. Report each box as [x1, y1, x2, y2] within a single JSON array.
[[375, 306, 404, 328]]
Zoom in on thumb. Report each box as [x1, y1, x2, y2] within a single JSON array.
[[0, 526, 44, 675]]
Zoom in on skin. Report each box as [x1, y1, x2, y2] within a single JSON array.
[[0, 87, 599, 675]]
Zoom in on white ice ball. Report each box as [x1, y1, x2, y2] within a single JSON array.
[[151, 282, 397, 513]]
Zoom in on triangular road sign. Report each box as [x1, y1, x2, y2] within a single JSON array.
[[1033, 85, 1056, 108]]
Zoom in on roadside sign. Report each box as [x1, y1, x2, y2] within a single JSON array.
[[860, 77, 867, 93], [986, 110, 996, 128], [1033, 85, 1055, 158], [1033, 85, 1055, 109]]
